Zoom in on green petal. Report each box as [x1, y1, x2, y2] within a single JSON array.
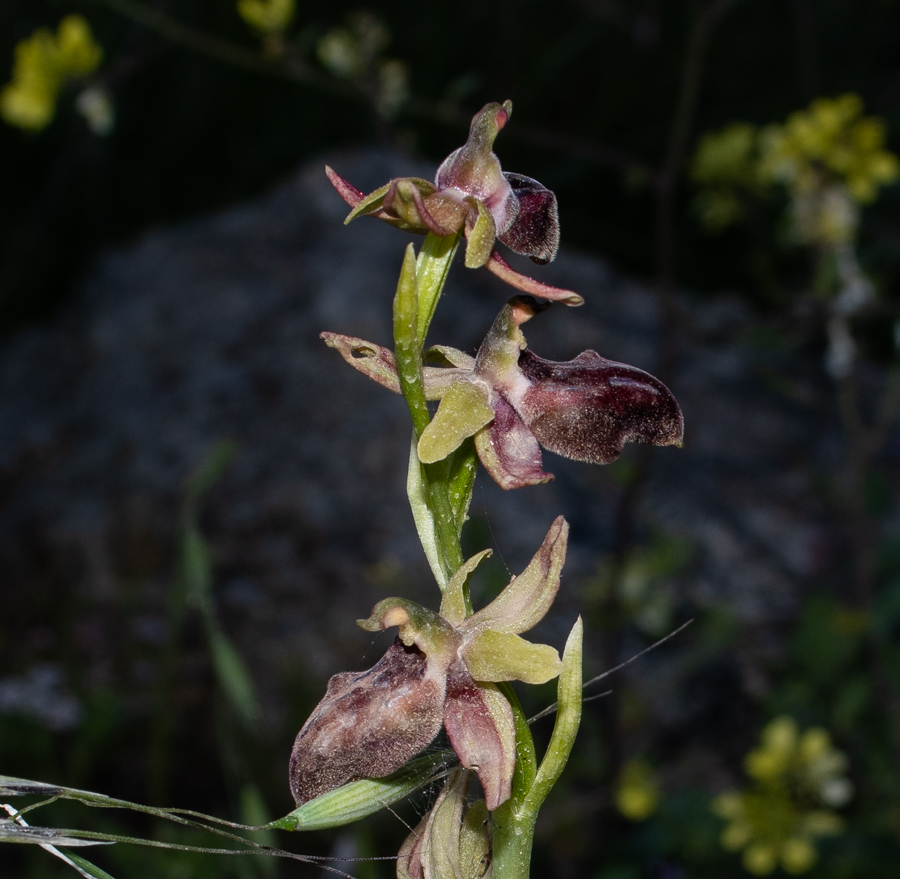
[[440, 549, 493, 627], [462, 630, 561, 684], [344, 181, 392, 223], [417, 381, 494, 464], [464, 516, 568, 636], [464, 198, 498, 268]]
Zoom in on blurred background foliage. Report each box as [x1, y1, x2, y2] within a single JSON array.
[[3, 0, 900, 331], [3, 1, 900, 878]]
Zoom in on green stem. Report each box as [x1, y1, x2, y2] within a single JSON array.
[[492, 619, 584, 879], [393, 235, 464, 585]]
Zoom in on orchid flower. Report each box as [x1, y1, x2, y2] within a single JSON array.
[[325, 101, 583, 305], [289, 517, 568, 811], [322, 296, 684, 490]]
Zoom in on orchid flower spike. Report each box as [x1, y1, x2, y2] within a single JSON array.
[[325, 101, 582, 305], [322, 296, 684, 489]]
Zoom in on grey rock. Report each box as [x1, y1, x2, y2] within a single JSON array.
[[0, 148, 849, 748]]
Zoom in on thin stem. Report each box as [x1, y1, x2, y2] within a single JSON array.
[[393, 237, 465, 584], [492, 620, 583, 879]]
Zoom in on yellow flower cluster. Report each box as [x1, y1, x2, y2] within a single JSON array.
[[237, 0, 295, 36], [315, 12, 408, 118], [615, 758, 660, 821], [690, 123, 766, 231], [713, 717, 852, 875], [691, 95, 898, 241], [0, 16, 103, 131], [760, 94, 899, 204]]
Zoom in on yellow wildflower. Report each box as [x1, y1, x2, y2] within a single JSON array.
[[713, 716, 851, 875], [615, 758, 660, 821], [760, 94, 898, 203], [690, 123, 767, 232], [1, 15, 103, 132], [236, 0, 295, 35]]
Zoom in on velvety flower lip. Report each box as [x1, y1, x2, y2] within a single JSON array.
[[288, 638, 445, 806], [320, 296, 684, 490], [323, 101, 583, 305], [289, 518, 569, 811]]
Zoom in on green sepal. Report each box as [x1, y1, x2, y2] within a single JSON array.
[[344, 182, 392, 223], [462, 630, 561, 684], [464, 198, 498, 269], [441, 549, 493, 627], [465, 516, 568, 636], [417, 381, 494, 464], [270, 753, 448, 831]]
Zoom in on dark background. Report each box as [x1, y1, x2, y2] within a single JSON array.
[[2, 1, 900, 878]]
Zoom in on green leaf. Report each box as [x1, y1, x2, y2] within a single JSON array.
[[415, 232, 460, 342], [270, 753, 451, 831], [497, 683, 537, 800], [181, 528, 213, 614], [417, 381, 494, 464], [0, 823, 112, 847], [240, 785, 277, 878], [0, 777, 67, 797], [406, 434, 446, 589], [522, 616, 583, 815], [186, 440, 237, 502], [65, 854, 118, 879], [207, 626, 258, 726]]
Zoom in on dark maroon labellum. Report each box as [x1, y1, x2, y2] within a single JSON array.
[[289, 639, 445, 805]]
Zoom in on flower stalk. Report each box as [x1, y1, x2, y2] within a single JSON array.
[[298, 100, 682, 879]]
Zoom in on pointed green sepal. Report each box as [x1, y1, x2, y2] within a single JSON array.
[[462, 630, 561, 684], [417, 381, 494, 464], [344, 181, 392, 223], [465, 516, 568, 636], [441, 549, 493, 627], [464, 198, 498, 268]]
